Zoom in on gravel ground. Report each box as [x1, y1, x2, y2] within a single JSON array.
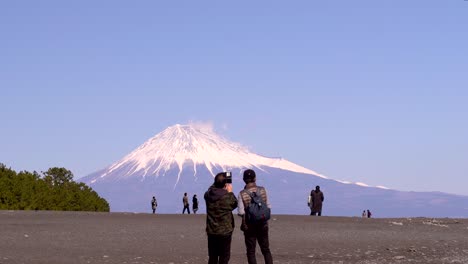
[[1, 211, 468, 264]]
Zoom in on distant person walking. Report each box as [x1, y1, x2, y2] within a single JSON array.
[[204, 172, 238, 264], [362, 210, 367, 218], [309, 186, 324, 216], [151, 196, 157, 214], [183, 193, 191, 214], [193, 194, 199, 214], [367, 209, 372, 218], [238, 169, 273, 264]]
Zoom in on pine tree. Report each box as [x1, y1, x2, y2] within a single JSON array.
[[0, 163, 109, 212]]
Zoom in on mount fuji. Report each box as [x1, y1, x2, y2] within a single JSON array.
[[82, 124, 468, 217]]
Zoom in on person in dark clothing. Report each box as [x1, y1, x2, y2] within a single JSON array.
[[238, 169, 273, 264], [367, 209, 372, 218], [193, 194, 199, 214], [151, 196, 157, 214], [204, 172, 238, 264], [309, 186, 324, 216], [183, 193, 190, 214]]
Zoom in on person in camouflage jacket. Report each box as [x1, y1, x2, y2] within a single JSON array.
[[204, 172, 238, 264]]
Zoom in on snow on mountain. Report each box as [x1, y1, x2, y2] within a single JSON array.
[[376, 185, 390, 190], [91, 124, 328, 185], [82, 123, 468, 217], [355, 182, 370, 187]]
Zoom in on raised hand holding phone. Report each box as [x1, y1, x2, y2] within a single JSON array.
[[225, 183, 233, 193]]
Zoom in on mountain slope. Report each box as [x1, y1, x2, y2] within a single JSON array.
[[82, 124, 468, 217], [90, 124, 325, 184]]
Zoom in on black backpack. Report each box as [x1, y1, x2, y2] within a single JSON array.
[[244, 188, 271, 224]]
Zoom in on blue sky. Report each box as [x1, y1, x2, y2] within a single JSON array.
[[1, 1, 467, 195]]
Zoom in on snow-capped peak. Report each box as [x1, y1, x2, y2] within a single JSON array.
[[96, 124, 326, 183]]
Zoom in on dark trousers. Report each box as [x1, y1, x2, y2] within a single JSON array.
[[244, 223, 273, 264], [183, 205, 190, 214], [208, 234, 232, 264], [310, 210, 322, 216]]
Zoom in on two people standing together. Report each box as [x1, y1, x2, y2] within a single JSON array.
[[182, 193, 199, 214], [204, 169, 273, 264]]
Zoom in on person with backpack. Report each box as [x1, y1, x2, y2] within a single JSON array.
[[238, 169, 273, 264], [367, 209, 372, 218], [151, 196, 157, 214], [193, 194, 199, 214], [204, 172, 238, 264]]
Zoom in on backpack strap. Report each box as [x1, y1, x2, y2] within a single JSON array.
[[243, 189, 255, 199], [243, 187, 263, 198], [257, 186, 265, 195], [243, 187, 266, 200]]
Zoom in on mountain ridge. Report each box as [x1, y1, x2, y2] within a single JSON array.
[[82, 124, 468, 217], [88, 124, 329, 185]]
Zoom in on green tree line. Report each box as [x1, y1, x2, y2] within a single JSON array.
[[0, 164, 109, 212]]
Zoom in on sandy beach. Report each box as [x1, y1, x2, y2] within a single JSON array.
[[1, 211, 467, 264]]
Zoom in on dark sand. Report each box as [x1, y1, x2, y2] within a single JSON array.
[[1, 211, 468, 264]]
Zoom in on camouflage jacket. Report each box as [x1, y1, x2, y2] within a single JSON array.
[[204, 185, 238, 235]]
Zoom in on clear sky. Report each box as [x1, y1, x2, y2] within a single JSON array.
[[1, 1, 467, 195]]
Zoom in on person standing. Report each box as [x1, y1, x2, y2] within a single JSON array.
[[362, 210, 367, 218], [309, 186, 324, 216], [151, 196, 157, 214], [193, 194, 199, 214], [238, 169, 273, 264], [367, 209, 372, 218], [183, 193, 191, 214], [204, 172, 238, 264]]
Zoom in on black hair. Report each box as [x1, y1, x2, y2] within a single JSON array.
[[214, 172, 227, 188], [184, 192, 187, 196], [244, 178, 255, 184], [243, 169, 256, 184]]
